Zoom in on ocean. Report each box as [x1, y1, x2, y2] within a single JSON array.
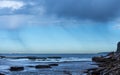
[[0, 53, 107, 75]]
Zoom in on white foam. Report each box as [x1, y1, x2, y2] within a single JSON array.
[[0, 65, 10, 70], [35, 57, 91, 62], [7, 58, 29, 62], [2, 57, 92, 63]]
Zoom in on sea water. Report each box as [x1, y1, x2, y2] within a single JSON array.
[[0, 53, 107, 75]]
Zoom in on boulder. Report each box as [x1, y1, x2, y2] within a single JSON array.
[[35, 65, 51, 69], [9, 66, 24, 71]]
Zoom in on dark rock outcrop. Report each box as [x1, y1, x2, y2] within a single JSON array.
[[117, 42, 120, 52], [49, 63, 59, 66], [27, 65, 35, 68], [47, 56, 61, 59], [9, 66, 24, 71], [26, 56, 38, 60], [85, 42, 120, 75], [85, 52, 120, 75], [26, 56, 46, 60], [2, 56, 47, 61], [63, 70, 72, 75], [0, 56, 6, 59], [0, 73, 5, 75], [35, 65, 51, 69]]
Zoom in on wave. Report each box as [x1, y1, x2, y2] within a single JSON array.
[[6, 58, 29, 62], [3, 57, 92, 63], [35, 57, 92, 62], [0, 65, 9, 70]]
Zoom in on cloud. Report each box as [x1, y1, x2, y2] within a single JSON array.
[[114, 24, 120, 29], [1, 0, 120, 29], [43, 0, 120, 22], [1, 0, 120, 22], [112, 22, 120, 30], [0, 15, 33, 29], [0, 0, 25, 10]]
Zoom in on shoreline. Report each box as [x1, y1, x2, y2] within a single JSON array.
[[85, 52, 120, 75]]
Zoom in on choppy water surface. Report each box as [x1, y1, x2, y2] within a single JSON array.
[[0, 53, 106, 75]]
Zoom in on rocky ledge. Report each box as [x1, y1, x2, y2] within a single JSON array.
[[9, 66, 24, 71], [0, 73, 5, 75], [85, 42, 120, 75]]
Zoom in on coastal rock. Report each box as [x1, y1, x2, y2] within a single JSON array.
[[49, 63, 59, 66], [117, 42, 120, 52], [27, 65, 35, 68], [47, 56, 62, 59], [35, 65, 51, 69], [63, 70, 72, 75], [89, 71, 100, 75], [92, 55, 116, 63], [9, 66, 24, 71], [86, 52, 120, 75], [26, 56, 46, 60], [0, 73, 5, 75], [1, 56, 5, 58], [85, 41, 120, 75], [26, 56, 37, 60], [92, 56, 106, 62]]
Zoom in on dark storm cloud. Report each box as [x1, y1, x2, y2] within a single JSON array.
[[44, 0, 120, 22], [0, 0, 120, 22]]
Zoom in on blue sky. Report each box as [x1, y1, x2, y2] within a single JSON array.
[[0, 0, 120, 53]]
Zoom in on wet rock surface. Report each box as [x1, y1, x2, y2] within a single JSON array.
[[49, 63, 59, 66], [85, 52, 120, 75], [27, 63, 59, 69], [0, 56, 6, 59], [47, 56, 62, 59], [35, 65, 51, 69], [0, 56, 62, 61], [117, 42, 120, 52], [85, 42, 120, 75], [9, 66, 24, 71], [0, 73, 5, 75]]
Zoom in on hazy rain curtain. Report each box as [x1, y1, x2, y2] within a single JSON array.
[[6, 29, 28, 50]]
